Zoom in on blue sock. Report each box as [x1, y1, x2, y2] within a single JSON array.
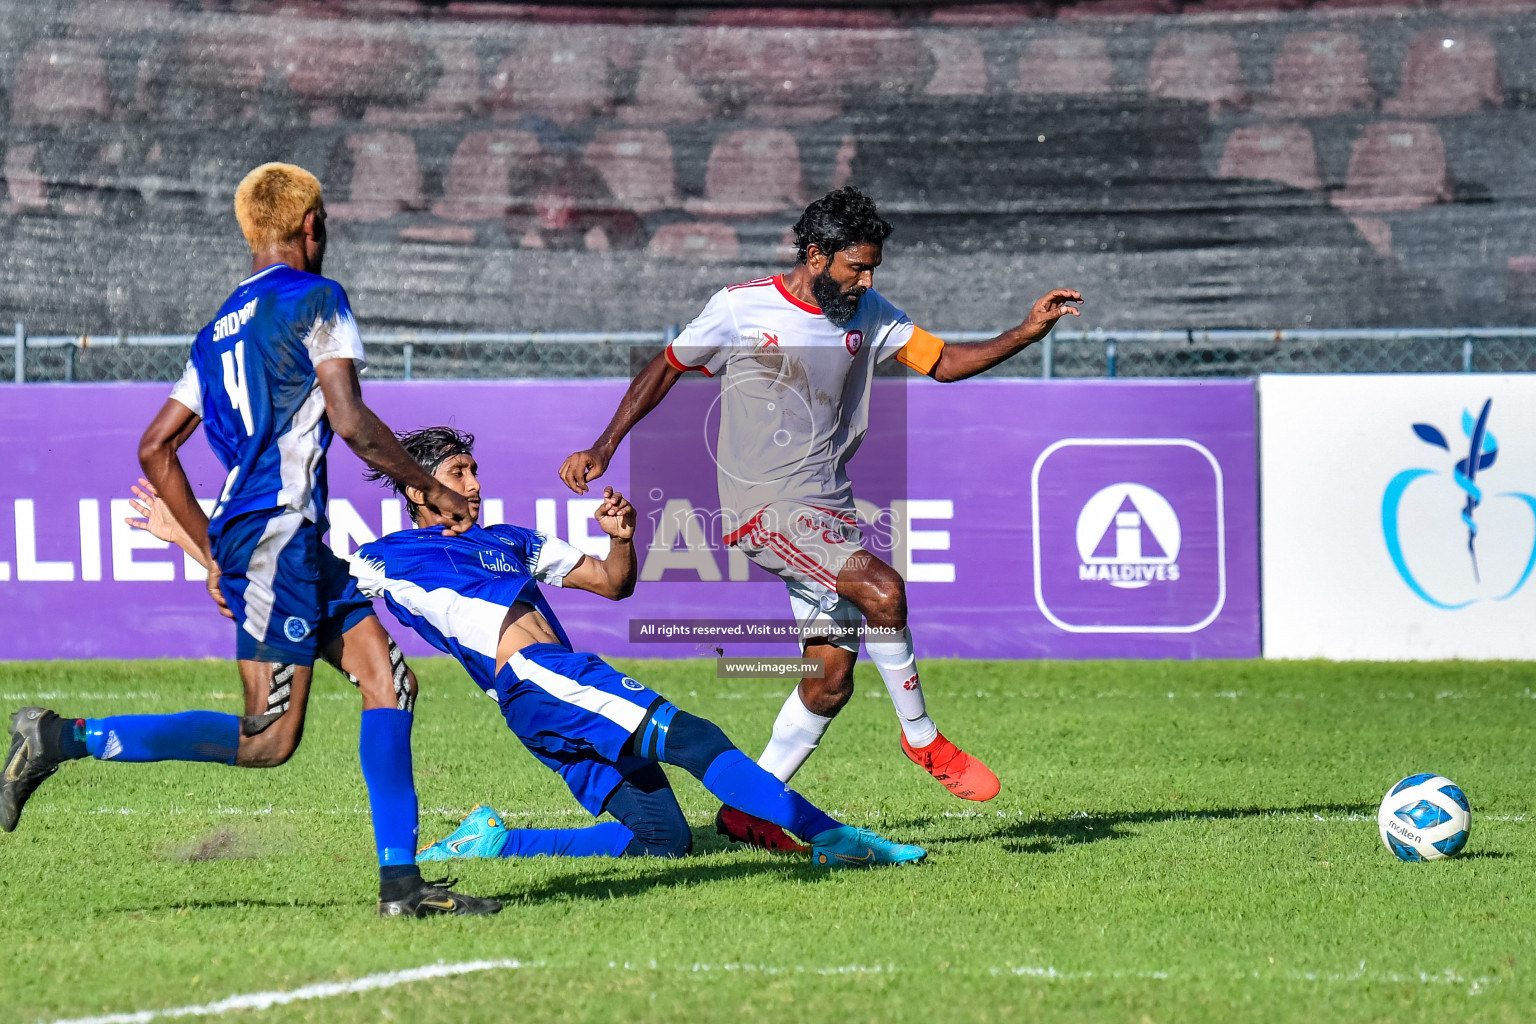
[[498, 822, 635, 858], [702, 749, 841, 841], [83, 713, 238, 765], [358, 708, 419, 871]]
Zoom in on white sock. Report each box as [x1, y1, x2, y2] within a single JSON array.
[[757, 686, 832, 783], [865, 627, 938, 748]]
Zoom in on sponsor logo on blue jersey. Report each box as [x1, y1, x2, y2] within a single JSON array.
[[478, 550, 516, 572]]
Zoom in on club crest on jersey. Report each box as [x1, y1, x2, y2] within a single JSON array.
[[621, 676, 644, 691], [845, 330, 863, 356], [283, 616, 311, 642]]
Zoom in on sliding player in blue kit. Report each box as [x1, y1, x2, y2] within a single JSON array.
[[0, 164, 498, 917], [353, 427, 927, 867]]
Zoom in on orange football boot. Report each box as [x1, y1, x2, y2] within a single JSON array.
[[901, 732, 1000, 801], [715, 806, 809, 854]]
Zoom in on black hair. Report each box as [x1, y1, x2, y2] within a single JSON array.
[[365, 426, 475, 522], [791, 186, 893, 264]]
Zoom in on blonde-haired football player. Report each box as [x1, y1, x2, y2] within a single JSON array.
[[233, 161, 323, 250], [2, 163, 498, 917], [561, 186, 1082, 850]]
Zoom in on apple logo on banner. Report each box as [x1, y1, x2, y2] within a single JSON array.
[[1381, 398, 1536, 609]]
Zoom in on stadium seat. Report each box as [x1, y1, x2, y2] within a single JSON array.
[[1508, 255, 1536, 313], [1148, 33, 1247, 112], [1216, 123, 1321, 191], [1015, 35, 1115, 95], [489, 30, 613, 125], [618, 39, 713, 124], [584, 131, 679, 214], [928, 6, 1042, 26], [329, 132, 423, 221], [680, 28, 841, 122], [3, 144, 48, 213], [647, 222, 741, 262], [679, 26, 921, 123], [178, 34, 268, 100], [687, 130, 805, 216], [366, 39, 483, 126], [1331, 121, 1450, 213], [1055, 0, 1177, 18], [12, 40, 111, 126], [698, 8, 901, 27], [1258, 32, 1374, 117], [1385, 31, 1502, 117], [923, 33, 988, 96], [504, 149, 646, 250], [278, 34, 425, 110], [432, 130, 541, 221]]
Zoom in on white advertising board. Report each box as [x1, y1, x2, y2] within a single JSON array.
[[1261, 374, 1536, 659]]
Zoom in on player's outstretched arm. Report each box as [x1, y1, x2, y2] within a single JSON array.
[[560, 486, 637, 600], [314, 359, 474, 535], [139, 398, 213, 564], [126, 478, 210, 570], [928, 288, 1084, 383], [559, 351, 684, 495], [138, 397, 234, 616]]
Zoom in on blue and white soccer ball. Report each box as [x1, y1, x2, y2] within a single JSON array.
[[1377, 773, 1471, 861]]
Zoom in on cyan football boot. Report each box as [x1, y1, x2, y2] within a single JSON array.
[[808, 825, 927, 868], [416, 803, 511, 862]]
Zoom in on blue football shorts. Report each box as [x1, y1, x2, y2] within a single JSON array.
[[214, 509, 375, 666], [493, 643, 664, 816]]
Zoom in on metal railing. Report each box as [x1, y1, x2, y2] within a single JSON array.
[[8, 322, 1536, 383]]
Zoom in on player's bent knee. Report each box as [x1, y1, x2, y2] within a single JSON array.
[[657, 821, 694, 858], [627, 809, 693, 858], [804, 670, 854, 713], [235, 722, 301, 767], [866, 576, 906, 620], [641, 706, 736, 778]]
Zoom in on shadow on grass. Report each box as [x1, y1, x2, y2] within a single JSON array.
[[497, 849, 819, 905], [937, 803, 1380, 854]]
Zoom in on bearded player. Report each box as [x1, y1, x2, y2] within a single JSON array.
[[560, 186, 1082, 847]]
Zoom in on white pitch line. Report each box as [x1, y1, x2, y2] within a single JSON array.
[[42, 959, 536, 1024], [41, 954, 1505, 1024]]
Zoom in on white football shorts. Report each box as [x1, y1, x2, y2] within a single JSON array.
[[725, 501, 865, 653]]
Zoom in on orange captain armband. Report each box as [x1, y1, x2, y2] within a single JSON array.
[[893, 327, 945, 376]]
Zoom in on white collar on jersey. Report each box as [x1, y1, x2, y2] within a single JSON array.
[[238, 264, 287, 287]]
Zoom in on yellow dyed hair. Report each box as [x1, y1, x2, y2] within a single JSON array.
[[233, 163, 323, 251]]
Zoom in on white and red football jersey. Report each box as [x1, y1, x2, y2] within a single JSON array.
[[665, 275, 944, 524]]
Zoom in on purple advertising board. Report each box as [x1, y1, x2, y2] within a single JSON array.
[[0, 378, 1257, 662]]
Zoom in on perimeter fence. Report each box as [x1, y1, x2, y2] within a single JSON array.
[[6, 324, 1536, 383]]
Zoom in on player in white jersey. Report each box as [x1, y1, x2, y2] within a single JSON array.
[[561, 186, 1081, 848]]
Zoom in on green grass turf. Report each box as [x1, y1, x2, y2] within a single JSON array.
[[2, 658, 1534, 1023]]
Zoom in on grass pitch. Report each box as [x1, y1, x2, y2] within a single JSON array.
[[3, 657, 1535, 1023]]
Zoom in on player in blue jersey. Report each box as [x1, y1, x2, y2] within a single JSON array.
[[0, 164, 498, 917], [346, 427, 926, 868]]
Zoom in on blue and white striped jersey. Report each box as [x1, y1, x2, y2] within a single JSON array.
[[168, 264, 365, 542], [350, 524, 586, 695]]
